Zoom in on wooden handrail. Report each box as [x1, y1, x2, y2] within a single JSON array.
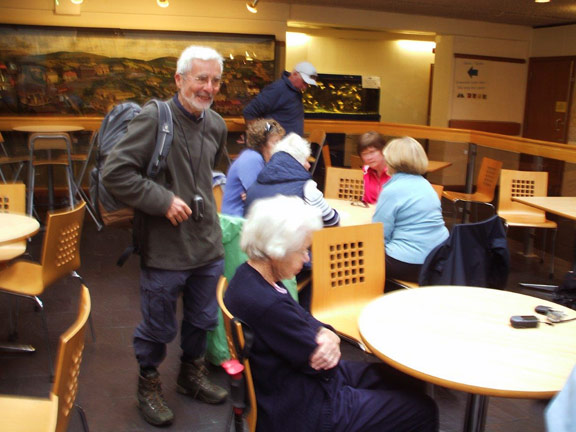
[[2, 116, 576, 163]]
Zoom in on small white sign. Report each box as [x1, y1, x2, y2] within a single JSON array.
[[362, 76, 381, 89]]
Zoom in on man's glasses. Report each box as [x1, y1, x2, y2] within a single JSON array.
[[184, 73, 222, 87]]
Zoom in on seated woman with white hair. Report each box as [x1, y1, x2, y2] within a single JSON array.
[[225, 195, 438, 432], [243, 132, 339, 226]]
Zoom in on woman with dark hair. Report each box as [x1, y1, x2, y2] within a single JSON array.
[[357, 131, 390, 204], [221, 118, 285, 216]]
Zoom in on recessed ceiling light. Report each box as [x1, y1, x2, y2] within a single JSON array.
[[246, 0, 259, 13]]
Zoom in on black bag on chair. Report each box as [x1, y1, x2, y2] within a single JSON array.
[[418, 215, 510, 289]]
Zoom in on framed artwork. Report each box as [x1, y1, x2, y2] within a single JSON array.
[[0, 25, 275, 117]]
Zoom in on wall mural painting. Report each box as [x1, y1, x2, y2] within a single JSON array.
[[0, 25, 275, 117]]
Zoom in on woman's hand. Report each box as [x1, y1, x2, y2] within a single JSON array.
[[309, 327, 341, 370]]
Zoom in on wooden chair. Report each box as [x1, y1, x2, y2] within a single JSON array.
[[0, 284, 91, 432], [442, 157, 502, 221], [311, 223, 385, 350], [308, 129, 327, 175], [321, 142, 332, 168], [207, 214, 299, 366], [0, 182, 26, 214], [0, 201, 87, 377], [324, 167, 365, 202], [0, 183, 28, 261], [497, 169, 557, 277], [216, 276, 257, 432], [430, 183, 444, 200], [350, 154, 363, 169], [213, 183, 224, 213]]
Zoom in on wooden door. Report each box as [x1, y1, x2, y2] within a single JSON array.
[[522, 57, 575, 196]]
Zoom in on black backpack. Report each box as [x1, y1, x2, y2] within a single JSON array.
[[89, 100, 173, 228]]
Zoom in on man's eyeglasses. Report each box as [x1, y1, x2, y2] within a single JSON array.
[[184, 73, 222, 87]]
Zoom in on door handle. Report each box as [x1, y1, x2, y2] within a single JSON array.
[[554, 118, 564, 131]]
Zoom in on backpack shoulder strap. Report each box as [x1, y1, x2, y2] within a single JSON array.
[[116, 100, 173, 267], [146, 99, 174, 179]]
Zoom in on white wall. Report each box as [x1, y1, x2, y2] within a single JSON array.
[[532, 25, 576, 58]]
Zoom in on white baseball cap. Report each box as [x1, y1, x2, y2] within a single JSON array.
[[294, 61, 318, 86]]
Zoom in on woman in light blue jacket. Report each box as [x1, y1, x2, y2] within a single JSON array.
[[372, 136, 448, 283]]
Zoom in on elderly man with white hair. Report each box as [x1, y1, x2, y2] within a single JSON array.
[[225, 195, 438, 432], [103, 45, 228, 427], [244, 132, 339, 226]]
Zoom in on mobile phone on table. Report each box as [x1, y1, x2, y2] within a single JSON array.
[[510, 315, 539, 328]]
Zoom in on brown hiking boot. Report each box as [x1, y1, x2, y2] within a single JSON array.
[[137, 369, 174, 426], [176, 359, 228, 404]]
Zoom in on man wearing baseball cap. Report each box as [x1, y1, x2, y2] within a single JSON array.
[[243, 61, 318, 136]]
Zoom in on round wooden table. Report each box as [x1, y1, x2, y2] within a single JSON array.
[[0, 213, 39, 261], [325, 198, 375, 226], [358, 286, 576, 432], [0, 213, 40, 245]]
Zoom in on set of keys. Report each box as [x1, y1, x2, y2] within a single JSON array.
[[510, 305, 575, 328]]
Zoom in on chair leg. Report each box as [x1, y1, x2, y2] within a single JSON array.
[[8, 295, 18, 340], [453, 200, 470, 224], [76, 186, 103, 231], [72, 271, 96, 342], [27, 162, 35, 216], [66, 164, 76, 210], [13, 162, 24, 182], [549, 228, 557, 280], [541, 229, 547, 264], [33, 296, 55, 380], [75, 403, 90, 432]]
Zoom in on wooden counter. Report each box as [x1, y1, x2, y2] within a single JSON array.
[[3, 116, 576, 163]]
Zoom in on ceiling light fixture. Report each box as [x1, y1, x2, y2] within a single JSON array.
[[157, 0, 170, 8], [246, 0, 259, 13], [70, 0, 84, 4], [534, 0, 550, 3]]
